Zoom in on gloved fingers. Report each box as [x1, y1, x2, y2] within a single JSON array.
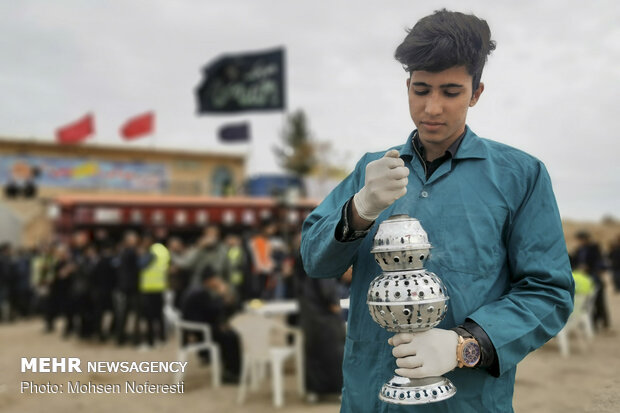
[[379, 157, 405, 170], [382, 178, 408, 192], [366, 156, 404, 173], [392, 343, 417, 358], [384, 149, 400, 158], [393, 186, 407, 199], [374, 176, 403, 188], [395, 367, 428, 379], [387, 166, 410, 179], [393, 157, 406, 168], [395, 355, 422, 369], [389, 333, 414, 347]]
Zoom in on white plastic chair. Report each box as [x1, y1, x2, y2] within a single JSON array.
[[556, 287, 597, 357], [173, 319, 222, 388], [231, 312, 304, 408], [163, 299, 181, 334]]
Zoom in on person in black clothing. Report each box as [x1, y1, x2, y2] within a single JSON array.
[[0, 244, 31, 322], [73, 244, 97, 339], [13, 248, 34, 319], [0, 244, 16, 321], [293, 232, 346, 400], [0, 246, 31, 321], [180, 266, 240, 382], [572, 230, 609, 329], [0, 243, 11, 322], [115, 231, 141, 345], [90, 241, 117, 341], [48, 243, 77, 336], [67, 231, 93, 339], [609, 235, 620, 293], [167, 236, 191, 310]]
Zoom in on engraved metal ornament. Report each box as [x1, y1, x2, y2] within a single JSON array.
[[367, 214, 456, 405], [380, 376, 455, 405], [371, 215, 431, 271], [367, 270, 449, 333]]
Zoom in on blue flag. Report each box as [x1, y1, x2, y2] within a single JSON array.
[[218, 122, 250, 143]]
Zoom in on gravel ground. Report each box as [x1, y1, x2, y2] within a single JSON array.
[[1, 278, 619, 413]]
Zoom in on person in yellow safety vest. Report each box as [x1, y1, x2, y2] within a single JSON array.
[[572, 267, 595, 296], [141, 242, 170, 293], [223, 233, 249, 301], [138, 233, 170, 348]]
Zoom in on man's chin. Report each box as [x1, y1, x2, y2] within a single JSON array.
[[418, 133, 450, 146]]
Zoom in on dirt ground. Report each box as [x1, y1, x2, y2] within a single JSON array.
[[1, 278, 619, 413]]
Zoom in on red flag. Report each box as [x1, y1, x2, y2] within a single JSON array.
[[56, 113, 94, 144], [120, 112, 154, 140]]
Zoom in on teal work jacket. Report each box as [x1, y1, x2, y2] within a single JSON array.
[[301, 126, 574, 412]]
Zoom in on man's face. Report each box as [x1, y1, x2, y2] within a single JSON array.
[[407, 66, 483, 151], [204, 226, 220, 243], [169, 238, 183, 253], [125, 233, 138, 248]]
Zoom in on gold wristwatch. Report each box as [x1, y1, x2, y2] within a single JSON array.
[[456, 333, 481, 368]]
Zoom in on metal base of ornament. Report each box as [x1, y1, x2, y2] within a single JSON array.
[[378, 375, 456, 405]]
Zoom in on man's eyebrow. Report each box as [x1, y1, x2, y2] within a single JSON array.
[[411, 82, 464, 88]]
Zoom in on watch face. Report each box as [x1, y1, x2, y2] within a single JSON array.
[[463, 341, 481, 367]]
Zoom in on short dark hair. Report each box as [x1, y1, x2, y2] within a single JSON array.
[[394, 9, 496, 91], [576, 230, 590, 240], [201, 265, 216, 281]]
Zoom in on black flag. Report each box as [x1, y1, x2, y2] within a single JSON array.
[[196, 48, 286, 113], [218, 122, 250, 143]]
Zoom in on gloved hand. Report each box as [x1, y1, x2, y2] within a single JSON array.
[[353, 150, 409, 221], [389, 329, 458, 378]]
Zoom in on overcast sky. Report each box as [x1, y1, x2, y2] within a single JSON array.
[[1, 0, 618, 220]]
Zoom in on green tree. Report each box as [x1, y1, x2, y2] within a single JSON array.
[[273, 110, 317, 176]]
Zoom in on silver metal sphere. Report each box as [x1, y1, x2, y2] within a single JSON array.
[[367, 270, 449, 333]]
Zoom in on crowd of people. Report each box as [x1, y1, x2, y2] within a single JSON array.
[[0, 223, 618, 399], [571, 231, 620, 331], [0, 220, 351, 398]]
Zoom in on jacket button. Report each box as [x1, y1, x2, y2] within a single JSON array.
[[421, 191, 429, 198]]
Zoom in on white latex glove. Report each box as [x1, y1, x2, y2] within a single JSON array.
[[389, 329, 458, 379], [353, 149, 409, 221]]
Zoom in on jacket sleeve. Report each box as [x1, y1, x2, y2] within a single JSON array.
[[468, 162, 575, 376], [301, 154, 369, 279]]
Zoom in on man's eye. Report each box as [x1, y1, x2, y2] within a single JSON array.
[[413, 90, 429, 96], [444, 91, 460, 97]]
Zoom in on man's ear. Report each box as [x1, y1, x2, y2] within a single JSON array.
[[406, 77, 411, 90], [470, 82, 484, 107]]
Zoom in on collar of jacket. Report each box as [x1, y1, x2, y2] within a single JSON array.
[[399, 125, 488, 161]]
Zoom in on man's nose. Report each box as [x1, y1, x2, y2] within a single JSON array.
[[424, 94, 443, 116]]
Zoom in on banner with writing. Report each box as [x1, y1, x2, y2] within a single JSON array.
[[196, 48, 286, 113]]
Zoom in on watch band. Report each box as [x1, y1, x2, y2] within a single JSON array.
[[335, 197, 372, 242], [453, 326, 473, 339]]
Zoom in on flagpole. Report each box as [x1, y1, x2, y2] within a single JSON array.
[[150, 111, 156, 151], [90, 111, 96, 146]]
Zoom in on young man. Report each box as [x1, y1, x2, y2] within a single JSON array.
[[301, 9, 574, 412]]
